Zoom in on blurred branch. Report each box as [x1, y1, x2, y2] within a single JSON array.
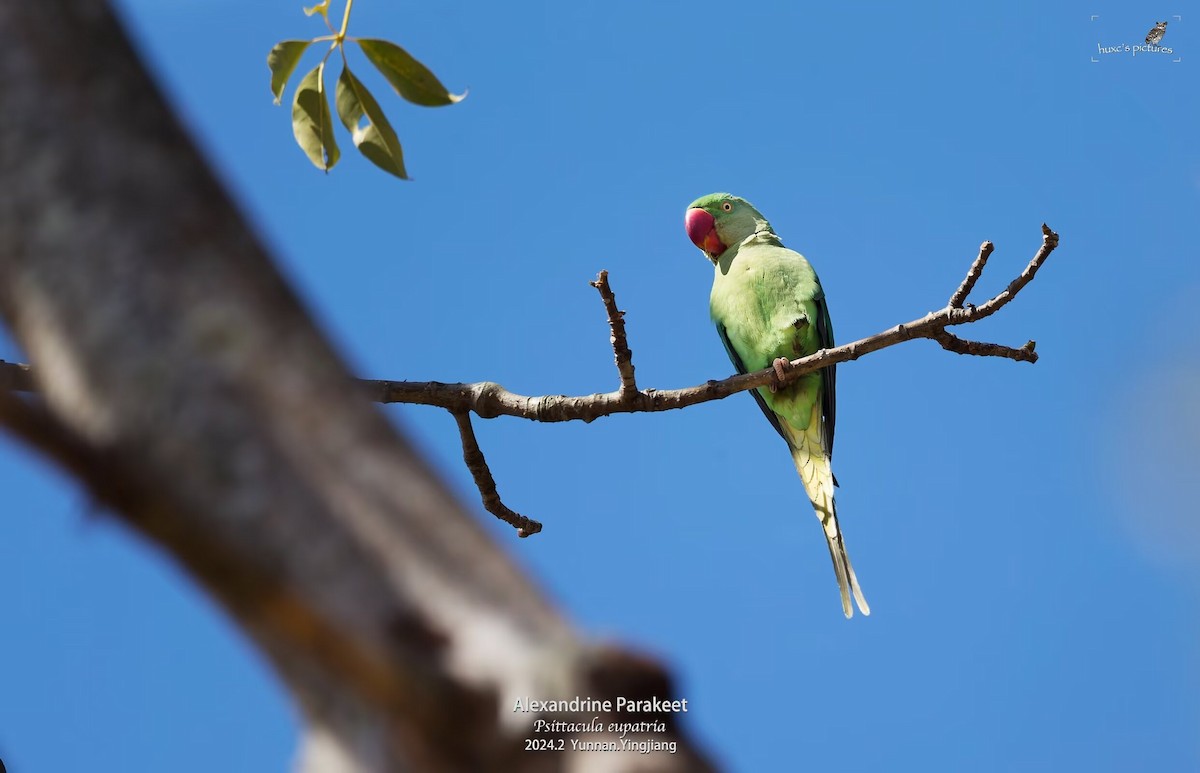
[[0, 360, 35, 393], [0, 1, 715, 770]]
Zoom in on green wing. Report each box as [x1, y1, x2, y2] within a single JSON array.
[[815, 295, 836, 459], [716, 322, 786, 443]]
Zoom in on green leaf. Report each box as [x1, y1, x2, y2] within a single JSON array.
[[267, 40, 312, 105], [291, 63, 340, 172], [357, 39, 466, 107], [335, 65, 408, 179]]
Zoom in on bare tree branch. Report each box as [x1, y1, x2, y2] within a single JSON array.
[[357, 222, 1060, 421], [0, 223, 1061, 424], [453, 410, 542, 537], [590, 270, 639, 398], [932, 330, 1037, 361], [949, 240, 994, 308]]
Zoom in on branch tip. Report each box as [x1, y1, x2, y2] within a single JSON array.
[[591, 270, 639, 398], [452, 410, 542, 536], [931, 329, 1038, 363], [949, 240, 995, 308]]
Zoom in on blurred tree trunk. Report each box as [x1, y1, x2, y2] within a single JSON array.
[[0, 2, 714, 771]]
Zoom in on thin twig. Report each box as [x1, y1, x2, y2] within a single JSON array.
[[589, 270, 638, 398], [452, 410, 542, 537], [949, 240, 994, 308], [932, 330, 1037, 362]]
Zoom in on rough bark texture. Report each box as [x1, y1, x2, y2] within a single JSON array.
[[0, 2, 714, 770]]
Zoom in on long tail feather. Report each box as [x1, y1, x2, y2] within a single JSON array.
[[787, 421, 869, 618], [819, 502, 870, 618], [821, 509, 854, 618]]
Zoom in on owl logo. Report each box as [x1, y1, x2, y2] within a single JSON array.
[[1146, 21, 1168, 46]]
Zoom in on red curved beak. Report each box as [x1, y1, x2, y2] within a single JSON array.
[[685, 208, 726, 256]]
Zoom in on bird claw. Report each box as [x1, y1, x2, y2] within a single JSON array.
[[769, 357, 791, 393]]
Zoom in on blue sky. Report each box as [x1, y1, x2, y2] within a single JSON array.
[[2, 2, 1197, 771]]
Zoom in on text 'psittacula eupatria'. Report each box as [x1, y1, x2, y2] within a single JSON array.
[[686, 193, 869, 618]]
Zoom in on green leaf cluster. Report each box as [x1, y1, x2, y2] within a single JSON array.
[[267, 2, 464, 179]]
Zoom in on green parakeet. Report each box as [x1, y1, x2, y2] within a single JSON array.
[[685, 193, 869, 618]]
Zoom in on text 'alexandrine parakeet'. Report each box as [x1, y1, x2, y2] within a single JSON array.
[[685, 193, 869, 618]]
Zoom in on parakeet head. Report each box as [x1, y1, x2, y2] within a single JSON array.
[[685, 193, 771, 262]]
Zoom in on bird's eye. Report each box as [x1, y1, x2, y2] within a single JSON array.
[[721, 201, 733, 212]]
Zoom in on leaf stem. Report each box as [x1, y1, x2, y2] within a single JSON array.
[[337, 0, 354, 41]]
